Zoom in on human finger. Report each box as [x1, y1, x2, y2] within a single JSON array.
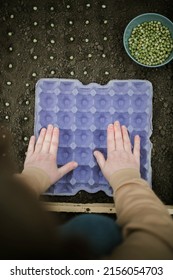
[[114, 121, 124, 151], [41, 124, 54, 153], [107, 124, 115, 157], [49, 127, 59, 157], [26, 135, 35, 158], [93, 150, 105, 170], [34, 127, 47, 153], [122, 125, 132, 153], [58, 161, 78, 179], [133, 135, 141, 165]]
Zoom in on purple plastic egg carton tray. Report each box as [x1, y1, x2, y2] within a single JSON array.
[[34, 79, 153, 197]]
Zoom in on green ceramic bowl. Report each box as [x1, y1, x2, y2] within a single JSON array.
[[123, 13, 173, 67]]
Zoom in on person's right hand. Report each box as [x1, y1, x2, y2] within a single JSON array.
[[23, 124, 78, 190], [93, 121, 140, 182]]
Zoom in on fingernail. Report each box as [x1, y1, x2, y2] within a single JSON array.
[[114, 121, 119, 126], [108, 123, 113, 129], [73, 162, 78, 168]]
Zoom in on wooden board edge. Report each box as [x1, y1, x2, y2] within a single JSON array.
[[41, 202, 173, 215]]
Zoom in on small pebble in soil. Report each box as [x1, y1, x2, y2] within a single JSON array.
[[97, 45, 103, 51], [161, 144, 166, 150], [160, 130, 165, 136], [8, 64, 13, 68], [6, 81, 12, 85], [30, 48, 34, 54]]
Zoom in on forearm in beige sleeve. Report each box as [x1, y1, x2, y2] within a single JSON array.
[[108, 168, 173, 259], [13, 167, 51, 197]]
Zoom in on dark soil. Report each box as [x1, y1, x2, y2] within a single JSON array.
[[0, 0, 173, 205]]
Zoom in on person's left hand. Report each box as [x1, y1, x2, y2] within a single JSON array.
[[23, 124, 78, 186]]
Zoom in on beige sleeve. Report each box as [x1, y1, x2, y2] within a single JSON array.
[[13, 167, 51, 197], [108, 168, 173, 259]]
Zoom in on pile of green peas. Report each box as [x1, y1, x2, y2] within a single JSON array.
[[128, 21, 173, 66]]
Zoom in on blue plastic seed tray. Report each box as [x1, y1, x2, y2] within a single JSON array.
[[34, 79, 153, 196]]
